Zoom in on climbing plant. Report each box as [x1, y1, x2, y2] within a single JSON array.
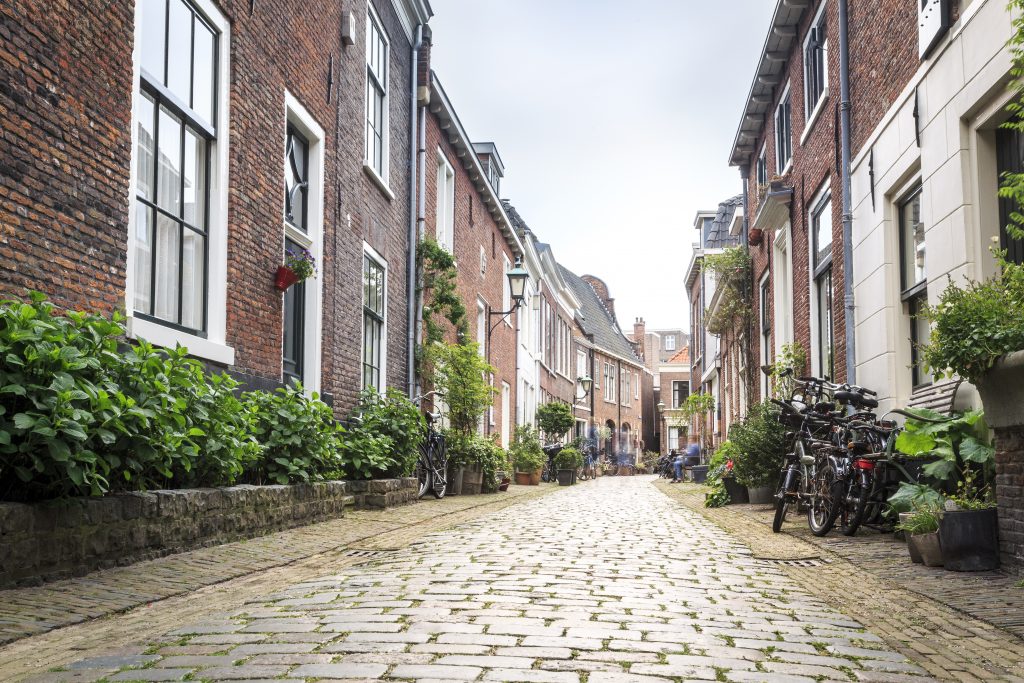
[[416, 238, 468, 386], [770, 341, 808, 398], [702, 247, 753, 335], [1001, 0, 1024, 242]]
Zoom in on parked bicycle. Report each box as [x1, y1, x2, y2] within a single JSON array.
[[578, 440, 598, 481], [541, 443, 563, 483], [414, 391, 448, 499]]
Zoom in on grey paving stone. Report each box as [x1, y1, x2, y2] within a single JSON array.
[[289, 662, 389, 678], [108, 670, 194, 682], [194, 664, 291, 679], [389, 664, 483, 680]]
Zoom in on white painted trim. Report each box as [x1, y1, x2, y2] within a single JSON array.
[[125, 0, 232, 365], [283, 91, 326, 395], [808, 182, 833, 377], [364, 4, 391, 186], [362, 241, 389, 393], [435, 148, 455, 251], [772, 221, 794, 354], [775, 82, 793, 174], [800, 89, 829, 146], [801, 0, 830, 127], [363, 163, 395, 201]]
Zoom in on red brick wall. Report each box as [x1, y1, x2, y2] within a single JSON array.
[[0, 0, 416, 416], [423, 106, 517, 443], [591, 349, 644, 460]]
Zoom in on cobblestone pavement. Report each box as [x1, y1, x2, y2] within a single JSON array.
[[657, 481, 1024, 682], [16, 476, 949, 683]]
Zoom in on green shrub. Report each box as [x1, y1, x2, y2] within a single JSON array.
[[509, 424, 545, 473], [887, 482, 945, 515], [241, 386, 342, 485], [727, 403, 786, 488], [330, 429, 395, 481], [895, 505, 941, 535], [444, 432, 510, 492], [349, 388, 424, 477], [429, 341, 495, 436], [554, 447, 583, 470], [536, 401, 574, 441]]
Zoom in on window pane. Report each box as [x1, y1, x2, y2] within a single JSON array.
[[902, 191, 925, 289], [183, 127, 205, 228], [911, 294, 932, 386], [154, 213, 180, 322], [181, 228, 204, 330], [136, 92, 156, 201], [134, 204, 154, 314], [157, 106, 182, 215], [815, 198, 832, 266], [285, 129, 308, 230], [817, 269, 833, 378], [140, 0, 166, 80], [192, 21, 215, 124], [166, 0, 193, 103]]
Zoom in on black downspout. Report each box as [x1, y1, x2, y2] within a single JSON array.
[[839, 0, 857, 385]]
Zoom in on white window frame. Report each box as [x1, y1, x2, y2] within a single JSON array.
[[501, 381, 511, 448], [664, 334, 676, 351], [125, 0, 233, 365], [808, 183, 834, 378], [634, 371, 640, 400], [476, 298, 487, 357], [759, 272, 771, 399], [502, 254, 512, 326], [756, 142, 768, 187], [801, 1, 829, 143], [361, 242, 388, 392], [435, 150, 455, 251], [775, 83, 793, 175], [480, 245, 487, 278], [621, 368, 631, 407], [363, 4, 391, 194], [772, 222, 795, 355], [282, 93, 326, 394]]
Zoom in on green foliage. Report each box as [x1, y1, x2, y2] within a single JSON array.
[[509, 424, 545, 473], [536, 401, 575, 440], [887, 482, 945, 515], [702, 247, 753, 335], [1001, 0, 1024, 241], [241, 386, 342, 485], [770, 342, 808, 398], [895, 505, 941, 535], [429, 341, 496, 437], [920, 257, 1024, 383], [349, 388, 424, 478], [727, 402, 787, 488], [704, 484, 731, 508], [554, 447, 583, 470], [417, 238, 467, 384], [445, 432, 510, 492], [703, 443, 738, 508], [284, 247, 316, 281], [895, 409, 994, 486]]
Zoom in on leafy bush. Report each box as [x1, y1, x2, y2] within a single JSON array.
[[444, 432, 510, 492], [895, 408, 994, 485], [536, 401, 575, 441], [727, 402, 786, 488], [887, 482, 945, 515], [703, 443, 738, 508], [350, 388, 424, 477], [429, 341, 496, 436], [241, 386, 342, 485], [554, 447, 583, 470], [509, 424, 545, 473], [331, 429, 394, 481]]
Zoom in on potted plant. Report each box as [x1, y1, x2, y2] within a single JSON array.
[[536, 401, 575, 445], [510, 425, 545, 486], [748, 227, 764, 247], [275, 247, 316, 291], [554, 447, 582, 486], [887, 482, 945, 547], [940, 472, 1000, 571], [708, 441, 747, 504], [727, 402, 787, 505], [896, 505, 944, 567]]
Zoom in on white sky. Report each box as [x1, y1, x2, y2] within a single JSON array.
[[427, 0, 775, 331]]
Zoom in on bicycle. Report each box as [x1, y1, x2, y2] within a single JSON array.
[[578, 441, 598, 481], [414, 391, 448, 499], [541, 443, 563, 483]]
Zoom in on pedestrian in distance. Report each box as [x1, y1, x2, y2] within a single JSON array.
[[682, 434, 701, 482], [671, 449, 684, 483]]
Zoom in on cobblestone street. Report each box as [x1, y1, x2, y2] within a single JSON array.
[[5, 477, 961, 683]]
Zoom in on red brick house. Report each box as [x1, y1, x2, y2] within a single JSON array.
[[0, 0, 431, 415]]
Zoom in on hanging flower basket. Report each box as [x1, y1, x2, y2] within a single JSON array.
[[275, 248, 317, 291], [748, 227, 764, 246]]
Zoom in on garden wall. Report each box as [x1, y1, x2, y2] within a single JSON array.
[[995, 426, 1024, 571], [0, 478, 419, 588]]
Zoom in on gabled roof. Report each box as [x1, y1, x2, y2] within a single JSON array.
[[558, 264, 642, 366], [668, 347, 690, 364], [704, 195, 744, 249]]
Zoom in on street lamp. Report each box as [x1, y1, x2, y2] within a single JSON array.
[[576, 375, 593, 400], [488, 258, 529, 335]]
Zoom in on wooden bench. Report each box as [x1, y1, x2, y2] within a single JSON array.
[[906, 379, 963, 416]]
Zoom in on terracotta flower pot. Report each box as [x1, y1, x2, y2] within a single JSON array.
[[275, 265, 300, 291], [748, 227, 764, 246], [529, 468, 542, 486], [514, 472, 531, 486]]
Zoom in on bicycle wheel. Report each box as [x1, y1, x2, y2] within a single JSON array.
[[772, 467, 797, 533], [415, 448, 432, 500], [430, 435, 447, 499], [840, 474, 870, 536], [807, 462, 840, 537]]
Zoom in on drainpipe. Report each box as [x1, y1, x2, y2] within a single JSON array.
[[406, 24, 424, 401], [740, 165, 750, 250], [838, 0, 857, 385]]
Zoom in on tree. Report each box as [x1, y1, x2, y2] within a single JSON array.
[[430, 341, 496, 437], [536, 401, 575, 442]]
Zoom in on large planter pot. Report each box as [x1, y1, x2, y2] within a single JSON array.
[[529, 468, 542, 486], [747, 485, 774, 505], [722, 477, 749, 504], [909, 532, 944, 567], [447, 466, 465, 496], [514, 472, 532, 486], [939, 508, 1000, 572], [556, 469, 574, 486], [462, 464, 483, 496], [691, 465, 709, 484], [898, 513, 922, 562], [976, 350, 1024, 428]]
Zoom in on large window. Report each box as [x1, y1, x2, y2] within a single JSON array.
[[756, 144, 768, 187], [775, 86, 792, 173], [760, 274, 771, 393], [621, 369, 631, 406], [664, 334, 676, 351], [282, 126, 309, 385], [899, 186, 931, 387], [435, 153, 454, 251], [803, 5, 828, 120], [811, 191, 834, 379], [365, 8, 389, 180], [282, 237, 305, 385], [362, 252, 386, 390], [996, 126, 1024, 264], [672, 380, 689, 408], [134, 0, 218, 334], [603, 361, 616, 403]]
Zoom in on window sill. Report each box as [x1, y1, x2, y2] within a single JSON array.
[[800, 89, 829, 146], [362, 163, 394, 201], [127, 316, 235, 366]]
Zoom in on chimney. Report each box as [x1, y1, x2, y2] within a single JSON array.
[[417, 26, 432, 103], [633, 317, 646, 340]]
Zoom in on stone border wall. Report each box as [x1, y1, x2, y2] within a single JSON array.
[[0, 478, 419, 588]]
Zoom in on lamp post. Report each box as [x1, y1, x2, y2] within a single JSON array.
[[484, 259, 529, 436], [657, 401, 665, 455]]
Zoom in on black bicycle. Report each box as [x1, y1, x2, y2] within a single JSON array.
[[414, 391, 448, 499], [541, 443, 563, 483]]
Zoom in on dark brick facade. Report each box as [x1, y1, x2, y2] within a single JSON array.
[[995, 426, 1024, 570]]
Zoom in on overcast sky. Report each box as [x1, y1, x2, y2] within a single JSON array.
[[428, 0, 775, 332]]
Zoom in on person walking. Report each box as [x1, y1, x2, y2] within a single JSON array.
[[681, 435, 701, 482], [671, 450, 684, 483]]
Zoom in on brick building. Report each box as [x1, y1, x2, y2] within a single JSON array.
[[1, 0, 431, 415], [627, 318, 688, 452], [420, 66, 524, 448], [561, 268, 645, 465]]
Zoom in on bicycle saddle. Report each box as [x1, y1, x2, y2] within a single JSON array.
[[835, 391, 878, 409]]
